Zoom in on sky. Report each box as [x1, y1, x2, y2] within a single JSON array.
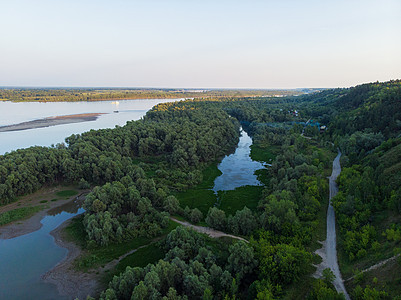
[[0, 0, 400, 89]]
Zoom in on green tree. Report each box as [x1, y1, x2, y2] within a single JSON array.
[[205, 207, 227, 231], [227, 241, 257, 282]]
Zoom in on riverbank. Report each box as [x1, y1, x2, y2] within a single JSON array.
[[0, 113, 106, 132], [0, 186, 86, 239], [43, 218, 100, 299], [0, 186, 96, 299]]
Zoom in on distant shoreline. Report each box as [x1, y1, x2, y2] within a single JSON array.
[[0, 113, 106, 132]]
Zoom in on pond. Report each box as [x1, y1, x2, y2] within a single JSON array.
[[213, 128, 265, 192]]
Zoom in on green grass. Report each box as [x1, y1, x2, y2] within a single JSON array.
[[175, 162, 221, 216], [218, 185, 263, 215], [64, 216, 179, 271], [101, 243, 166, 286], [0, 206, 42, 226], [39, 200, 48, 203], [176, 157, 270, 217], [63, 215, 88, 247], [176, 189, 217, 216], [118, 243, 164, 269], [250, 144, 279, 163], [56, 190, 78, 198], [198, 163, 222, 189], [254, 168, 271, 186]]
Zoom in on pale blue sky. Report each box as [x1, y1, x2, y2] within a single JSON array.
[[1, 0, 400, 88]]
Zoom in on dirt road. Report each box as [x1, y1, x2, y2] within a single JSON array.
[[170, 217, 248, 242], [314, 151, 350, 299]]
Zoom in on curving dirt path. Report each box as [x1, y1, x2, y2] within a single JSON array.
[[45, 216, 233, 299], [170, 217, 248, 242], [345, 254, 401, 282], [314, 151, 350, 299]]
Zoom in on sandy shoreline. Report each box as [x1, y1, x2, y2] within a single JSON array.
[[0, 112, 106, 133]]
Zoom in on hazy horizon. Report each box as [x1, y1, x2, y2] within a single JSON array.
[[1, 0, 400, 88]]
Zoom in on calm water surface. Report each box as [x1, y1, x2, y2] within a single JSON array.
[[213, 128, 265, 192], [0, 98, 181, 298], [0, 101, 264, 299], [0, 99, 182, 154], [0, 203, 84, 300]]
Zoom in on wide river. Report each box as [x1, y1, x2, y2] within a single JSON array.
[[0, 99, 182, 155], [0, 98, 181, 299]]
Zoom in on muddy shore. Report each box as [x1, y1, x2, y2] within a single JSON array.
[[0, 188, 100, 299], [42, 218, 100, 300], [0, 188, 87, 239], [0, 113, 106, 133]]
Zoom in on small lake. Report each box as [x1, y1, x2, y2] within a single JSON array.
[[213, 128, 265, 192], [0, 202, 84, 300], [0, 98, 182, 154]]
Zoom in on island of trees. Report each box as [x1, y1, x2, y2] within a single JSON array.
[[0, 80, 400, 299]]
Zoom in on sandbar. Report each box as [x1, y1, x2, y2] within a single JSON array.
[[0, 113, 106, 132]]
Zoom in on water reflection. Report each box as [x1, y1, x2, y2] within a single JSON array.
[[213, 128, 265, 192], [0, 203, 84, 299], [47, 196, 85, 216]]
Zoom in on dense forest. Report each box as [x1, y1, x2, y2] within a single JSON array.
[[0, 80, 400, 299]]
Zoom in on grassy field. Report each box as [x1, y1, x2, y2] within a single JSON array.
[[56, 190, 79, 198], [0, 206, 42, 226], [174, 163, 220, 216], [117, 243, 165, 270], [250, 144, 279, 163], [102, 243, 166, 284], [64, 216, 179, 271], [0, 185, 80, 213], [0, 185, 81, 228], [249, 143, 279, 185], [218, 186, 263, 215]]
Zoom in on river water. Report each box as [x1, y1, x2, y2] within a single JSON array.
[[0, 98, 182, 154], [0, 98, 180, 299], [0, 103, 264, 299], [213, 128, 265, 192], [0, 203, 84, 300]]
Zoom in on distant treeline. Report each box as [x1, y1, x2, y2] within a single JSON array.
[[0, 88, 303, 102], [1, 80, 401, 298]]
